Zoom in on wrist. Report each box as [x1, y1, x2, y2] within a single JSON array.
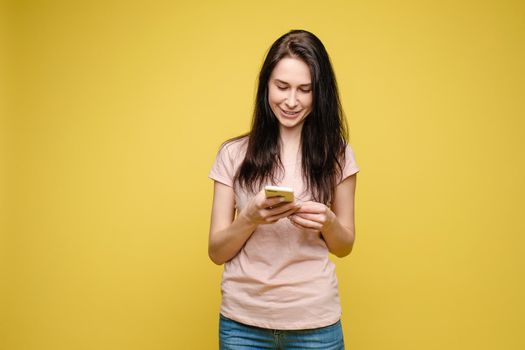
[[322, 206, 337, 232], [238, 210, 258, 229]]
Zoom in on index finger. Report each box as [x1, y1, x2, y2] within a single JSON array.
[[294, 202, 327, 214], [261, 195, 287, 209]]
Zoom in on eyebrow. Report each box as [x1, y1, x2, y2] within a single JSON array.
[[274, 79, 312, 87]]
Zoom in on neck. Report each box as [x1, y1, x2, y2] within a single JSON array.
[[279, 125, 302, 163]]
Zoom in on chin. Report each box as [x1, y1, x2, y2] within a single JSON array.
[[279, 119, 305, 130]]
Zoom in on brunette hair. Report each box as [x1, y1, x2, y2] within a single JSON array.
[[230, 29, 348, 204]]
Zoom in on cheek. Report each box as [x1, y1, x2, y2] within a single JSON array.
[[268, 89, 280, 104], [304, 95, 313, 109]]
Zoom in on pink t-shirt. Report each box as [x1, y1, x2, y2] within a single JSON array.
[[209, 136, 360, 330]]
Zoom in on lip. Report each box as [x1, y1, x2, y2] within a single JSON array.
[[279, 107, 302, 118]]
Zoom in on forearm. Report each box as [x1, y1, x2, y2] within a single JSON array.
[[208, 212, 258, 265], [321, 210, 355, 258]]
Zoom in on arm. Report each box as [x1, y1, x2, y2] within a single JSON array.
[[208, 181, 301, 265], [289, 174, 357, 257]]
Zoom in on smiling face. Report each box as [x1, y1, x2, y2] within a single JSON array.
[[268, 57, 313, 132]]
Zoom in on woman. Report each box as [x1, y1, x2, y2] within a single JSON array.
[[208, 29, 360, 349]]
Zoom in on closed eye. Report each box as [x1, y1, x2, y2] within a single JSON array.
[[276, 86, 310, 93]]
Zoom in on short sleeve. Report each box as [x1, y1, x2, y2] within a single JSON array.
[[209, 143, 235, 187], [339, 144, 360, 184]]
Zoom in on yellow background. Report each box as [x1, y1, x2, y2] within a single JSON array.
[[2, 0, 524, 349]]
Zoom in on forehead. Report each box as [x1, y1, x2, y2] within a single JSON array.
[[270, 57, 311, 85]]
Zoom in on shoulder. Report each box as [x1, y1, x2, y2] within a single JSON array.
[[209, 135, 249, 186], [338, 142, 360, 183], [217, 135, 249, 160], [342, 142, 357, 158]]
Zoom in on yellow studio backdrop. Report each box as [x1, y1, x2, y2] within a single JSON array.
[[1, 0, 8, 344], [2, 0, 524, 349]]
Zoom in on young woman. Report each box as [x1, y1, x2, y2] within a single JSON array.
[[208, 29, 360, 350]]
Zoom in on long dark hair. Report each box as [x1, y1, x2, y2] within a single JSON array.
[[231, 29, 348, 204]]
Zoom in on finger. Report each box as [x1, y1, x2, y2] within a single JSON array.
[[289, 215, 323, 230], [289, 218, 320, 234], [265, 206, 300, 222], [293, 212, 324, 222], [295, 203, 326, 214], [260, 196, 287, 209], [265, 200, 300, 213]]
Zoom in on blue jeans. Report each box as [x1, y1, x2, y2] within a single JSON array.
[[219, 314, 345, 349]]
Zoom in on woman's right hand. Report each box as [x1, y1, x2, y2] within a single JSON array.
[[240, 190, 301, 225]]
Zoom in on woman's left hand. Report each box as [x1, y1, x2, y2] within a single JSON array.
[[288, 201, 336, 233]]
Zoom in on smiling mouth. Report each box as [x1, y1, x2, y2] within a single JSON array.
[[280, 108, 301, 116]]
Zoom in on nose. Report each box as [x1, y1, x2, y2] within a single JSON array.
[[285, 90, 298, 109]]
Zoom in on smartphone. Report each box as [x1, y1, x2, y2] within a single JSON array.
[[264, 185, 294, 203]]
